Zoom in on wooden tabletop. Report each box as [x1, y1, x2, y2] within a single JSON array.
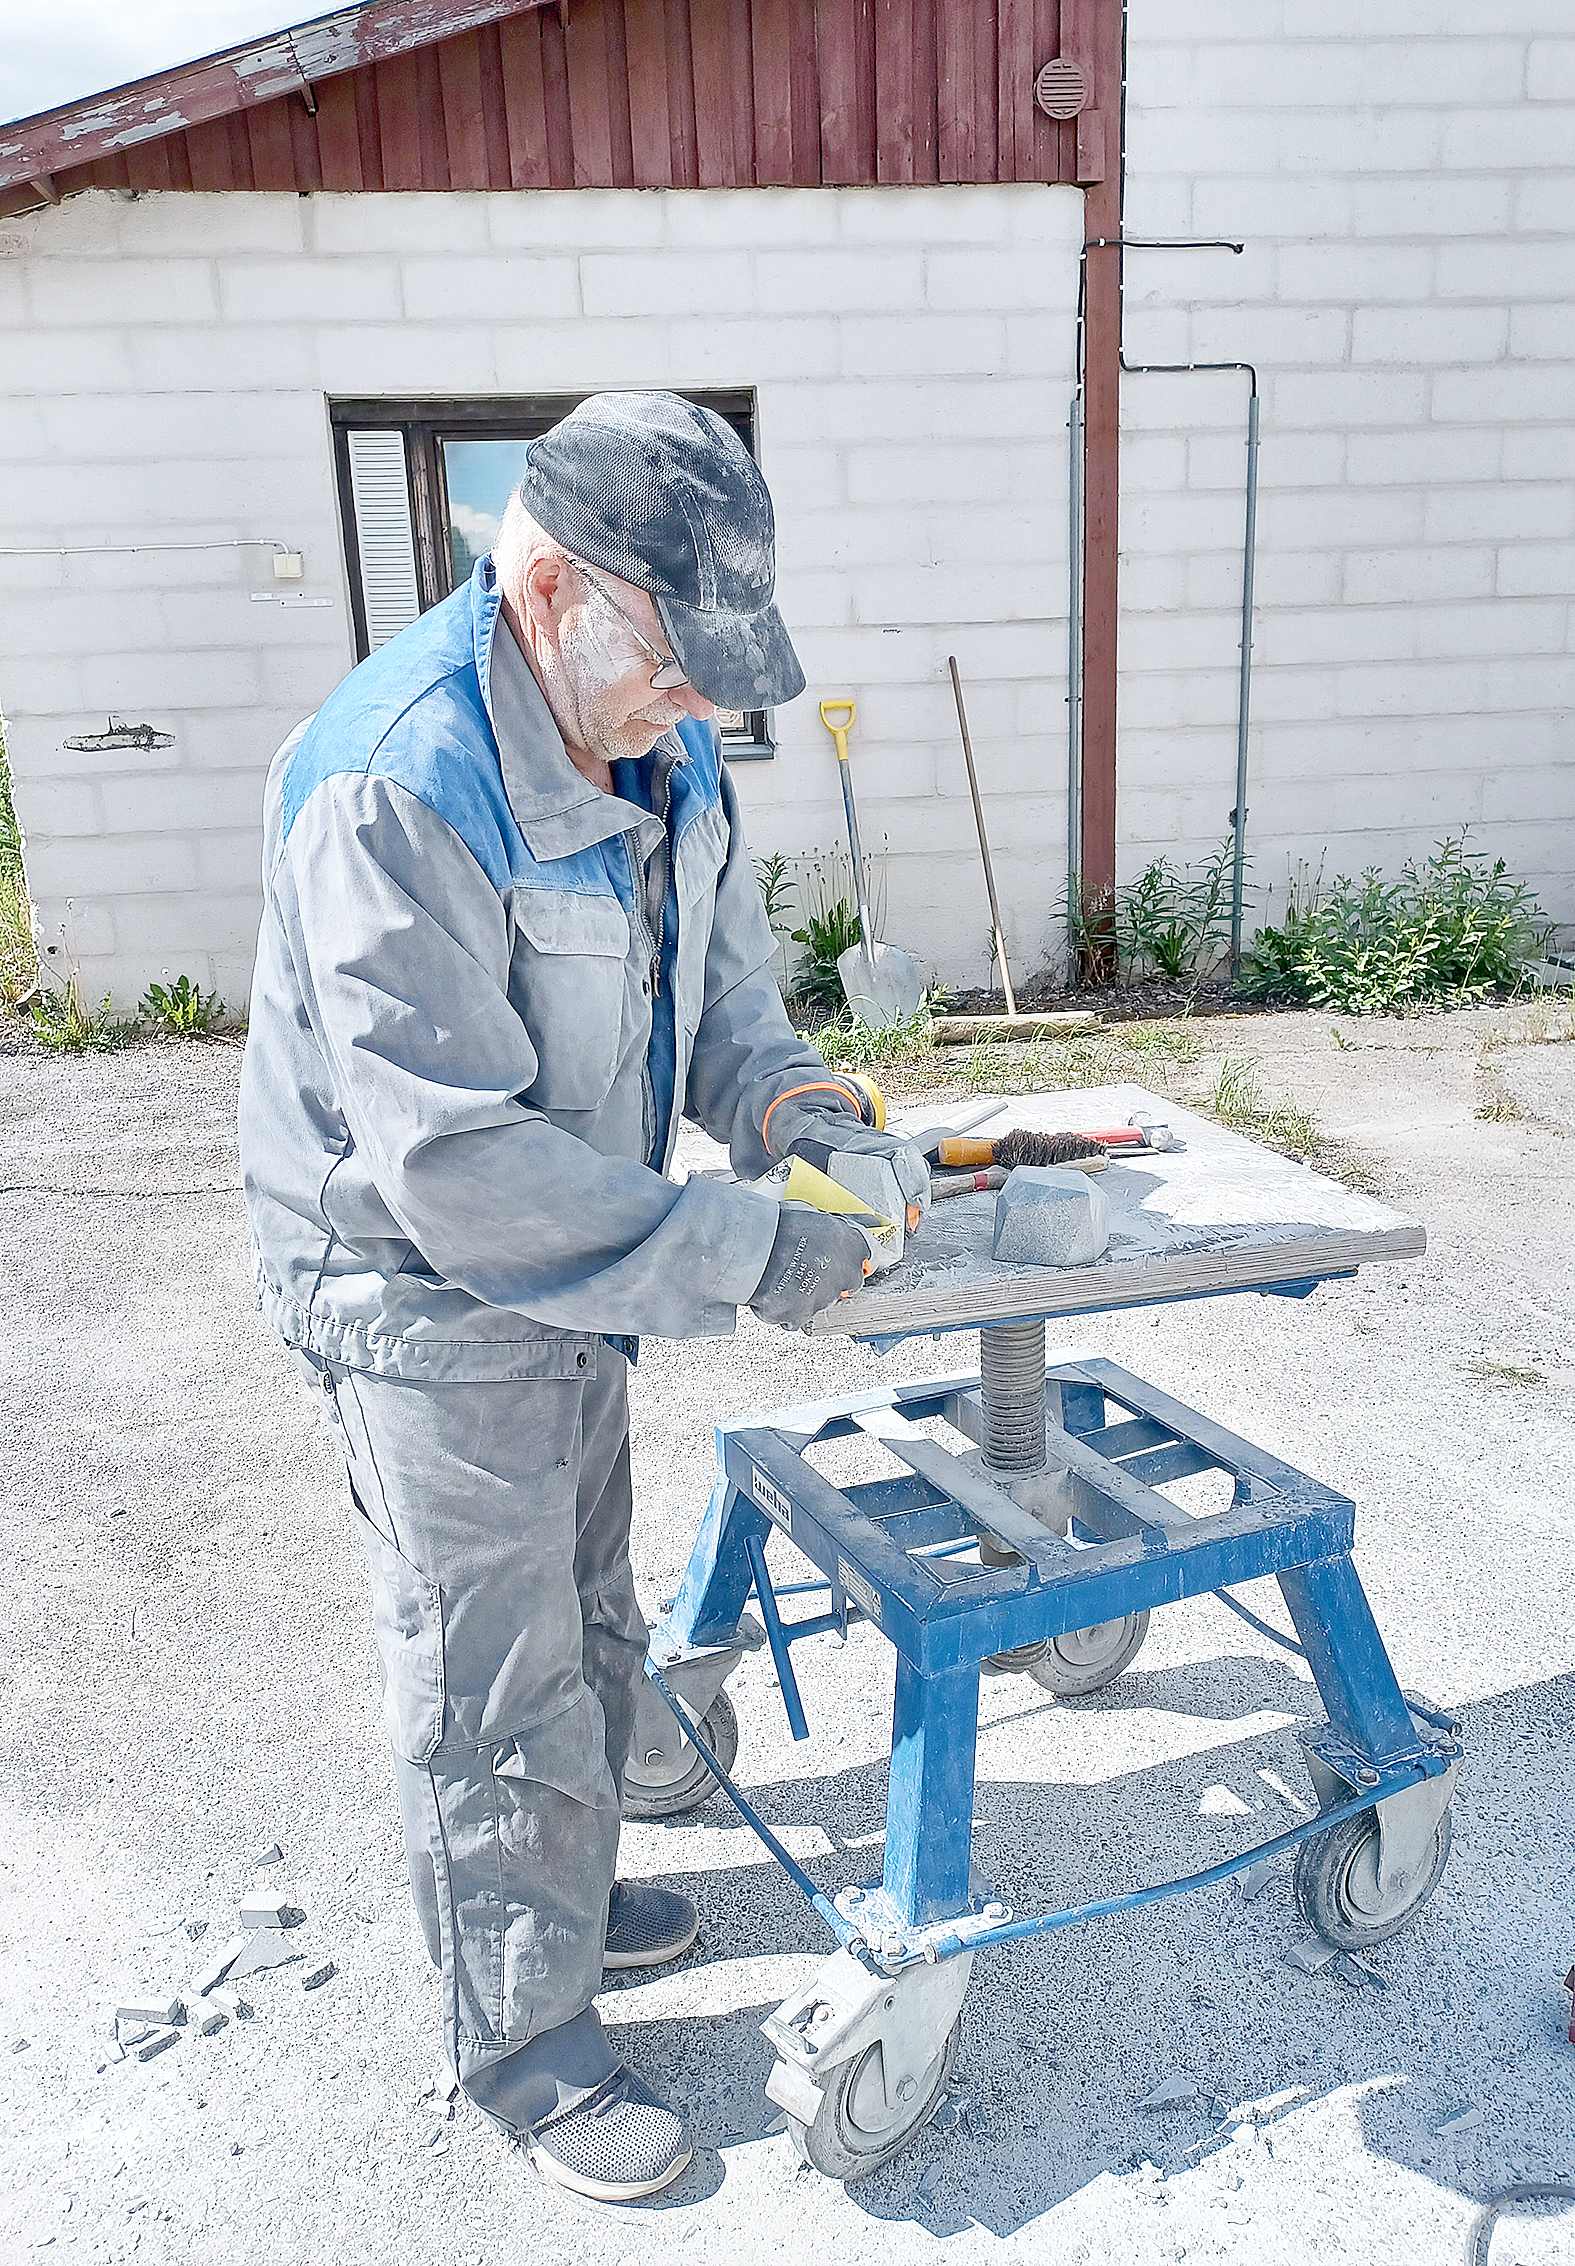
[[812, 1082, 1426, 1341]]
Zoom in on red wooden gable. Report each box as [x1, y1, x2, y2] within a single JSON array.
[[0, 0, 1115, 216]]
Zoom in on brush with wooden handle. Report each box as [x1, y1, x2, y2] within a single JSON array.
[[935, 1128, 1108, 1172]]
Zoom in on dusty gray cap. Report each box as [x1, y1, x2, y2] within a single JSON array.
[[517, 391, 805, 710]]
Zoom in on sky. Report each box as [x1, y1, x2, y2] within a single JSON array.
[[3, 0, 320, 127]]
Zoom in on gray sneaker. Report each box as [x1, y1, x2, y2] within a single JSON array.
[[527, 2066, 693, 2202], [603, 1880, 699, 1971]]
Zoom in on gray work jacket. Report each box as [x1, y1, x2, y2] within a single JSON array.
[[237, 556, 822, 1383]]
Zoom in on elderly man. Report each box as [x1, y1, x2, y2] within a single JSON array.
[[238, 393, 926, 2202]]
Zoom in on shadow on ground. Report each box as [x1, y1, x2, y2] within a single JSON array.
[[602, 1658, 1575, 2238]]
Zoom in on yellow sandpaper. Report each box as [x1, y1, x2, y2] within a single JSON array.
[[775, 1155, 896, 1232]]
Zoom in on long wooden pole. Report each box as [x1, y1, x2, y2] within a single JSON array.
[[947, 655, 1017, 1016]]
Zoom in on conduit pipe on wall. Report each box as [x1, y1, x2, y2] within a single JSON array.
[[1091, 231, 1262, 980], [1066, 390, 1085, 989]]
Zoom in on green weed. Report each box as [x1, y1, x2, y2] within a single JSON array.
[[140, 972, 224, 1038], [1116, 838, 1237, 996], [1461, 1357, 1545, 1387], [32, 976, 133, 1055], [1241, 835, 1547, 1014], [808, 1002, 938, 1072]]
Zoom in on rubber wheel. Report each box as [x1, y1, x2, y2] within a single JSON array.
[[620, 1691, 739, 1820], [1027, 1611, 1150, 1697], [788, 2017, 960, 2183], [1294, 1803, 1452, 1949]]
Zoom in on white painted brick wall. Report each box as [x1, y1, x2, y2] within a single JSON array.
[[1122, 2, 1575, 939], [4, 3, 1572, 1011], [0, 184, 1082, 1007]]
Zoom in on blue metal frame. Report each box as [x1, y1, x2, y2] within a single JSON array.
[[647, 1351, 1460, 1956]]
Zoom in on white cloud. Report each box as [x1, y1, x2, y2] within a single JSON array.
[[4, 1, 313, 127], [450, 503, 503, 550]]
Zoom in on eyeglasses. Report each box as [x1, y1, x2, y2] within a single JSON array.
[[572, 560, 690, 692]]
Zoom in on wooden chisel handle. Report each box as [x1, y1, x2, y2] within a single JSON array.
[[932, 1167, 1008, 1198], [937, 1136, 996, 1166]]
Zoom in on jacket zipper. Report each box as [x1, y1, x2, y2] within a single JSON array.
[[629, 743, 682, 1167]]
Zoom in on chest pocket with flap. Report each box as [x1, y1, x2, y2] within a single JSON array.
[[509, 887, 631, 1113]]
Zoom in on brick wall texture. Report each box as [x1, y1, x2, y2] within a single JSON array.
[[0, 5, 1570, 1007], [1117, 0, 1574, 937], [0, 183, 1083, 1007]]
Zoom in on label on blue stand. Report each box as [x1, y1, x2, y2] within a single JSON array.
[[838, 1558, 882, 1627], [752, 1466, 792, 1535]]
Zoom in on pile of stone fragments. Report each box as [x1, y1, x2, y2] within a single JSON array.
[[107, 1845, 335, 2065]]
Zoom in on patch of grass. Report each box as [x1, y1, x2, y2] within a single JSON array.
[[1474, 1075, 1521, 1122], [1460, 1357, 1545, 1387], [0, 731, 38, 1008], [1208, 1054, 1321, 1159], [1480, 997, 1575, 1051], [32, 977, 134, 1054], [1240, 834, 1548, 1014], [139, 973, 224, 1038], [1123, 1021, 1203, 1079], [807, 1001, 938, 1073]]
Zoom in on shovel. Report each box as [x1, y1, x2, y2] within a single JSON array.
[[818, 699, 925, 1029]]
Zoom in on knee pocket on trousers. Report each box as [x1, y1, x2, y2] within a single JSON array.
[[353, 1488, 444, 1763]]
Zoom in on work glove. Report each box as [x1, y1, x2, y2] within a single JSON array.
[[786, 1120, 931, 1220], [760, 1080, 930, 1221], [748, 1207, 871, 1330]]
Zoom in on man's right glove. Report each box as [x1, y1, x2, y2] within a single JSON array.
[[748, 1207, 870, 1330]]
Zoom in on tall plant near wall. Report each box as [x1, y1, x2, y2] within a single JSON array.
[[0, 730, 38, 1007]]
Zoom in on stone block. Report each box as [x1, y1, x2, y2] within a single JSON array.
[[992, 1168, 1110, 1268], [238, 1891, 291, 1930], [115, 1994, 183, 2028]]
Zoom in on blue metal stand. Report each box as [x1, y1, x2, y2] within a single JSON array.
[[645, 1348, 1461, 1964]]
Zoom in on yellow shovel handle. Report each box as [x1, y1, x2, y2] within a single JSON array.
[[819, 698, 856, 763]]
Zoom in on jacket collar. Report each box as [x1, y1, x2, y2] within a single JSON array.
[[472, 557, 675, 863]]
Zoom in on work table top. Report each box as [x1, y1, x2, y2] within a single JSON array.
[[813, 1083, 1426, 1343]]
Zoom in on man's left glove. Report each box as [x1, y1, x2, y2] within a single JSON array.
[[760, 1080, 929, 1225]]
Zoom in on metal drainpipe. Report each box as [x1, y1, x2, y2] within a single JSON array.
[[1230, 389, 1261, 976], [1101, 233, 1260, 983], [1066, 391, 1085, 990]]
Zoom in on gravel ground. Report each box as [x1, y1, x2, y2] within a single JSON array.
[[2, 1006, 1573, 2266]]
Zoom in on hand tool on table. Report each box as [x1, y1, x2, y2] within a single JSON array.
[[892, 1101, 1007, 1163], [936, 1128, 1107, 1172], [947, 654, 1018, 1017], [818, 699, 925, 1031]]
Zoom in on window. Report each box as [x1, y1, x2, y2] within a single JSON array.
[[330, 393, 773, 759]]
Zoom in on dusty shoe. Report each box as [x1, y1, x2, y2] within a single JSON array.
[[527, 2066, 693, 2202], [603, 1880, 698, 1971]]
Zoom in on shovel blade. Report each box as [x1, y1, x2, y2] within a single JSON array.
[[837, 940, 925, 1030]]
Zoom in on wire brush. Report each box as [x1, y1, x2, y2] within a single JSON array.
[[935, 1128, 1107, 1171]]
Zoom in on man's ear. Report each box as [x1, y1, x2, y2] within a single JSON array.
[[521, 549, 571, 639]]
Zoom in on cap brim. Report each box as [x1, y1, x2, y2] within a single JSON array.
[[653, 591, 806, 710]]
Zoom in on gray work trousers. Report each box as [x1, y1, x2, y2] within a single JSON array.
[[309, 1347, 645, 2101]]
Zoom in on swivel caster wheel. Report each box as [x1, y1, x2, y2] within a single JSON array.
[[1294, 1803, 1452, 1949], [786, 2017, 960, 2183], [621, 1691, 739, 1820], [1028, 1611, 1150, 1697]]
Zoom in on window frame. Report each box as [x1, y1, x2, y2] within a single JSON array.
[[329, 391, 775, 760]]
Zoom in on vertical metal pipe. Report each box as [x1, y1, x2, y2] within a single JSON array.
[[1066, 392, 1085, 989], [1230, 389, 1260, 978]]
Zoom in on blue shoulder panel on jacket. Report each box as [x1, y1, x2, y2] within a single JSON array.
[[672, 716, 723, 839], [279, 585, 519, 895]]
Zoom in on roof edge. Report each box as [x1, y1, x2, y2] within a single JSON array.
[[0, 0, 550, 196]]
